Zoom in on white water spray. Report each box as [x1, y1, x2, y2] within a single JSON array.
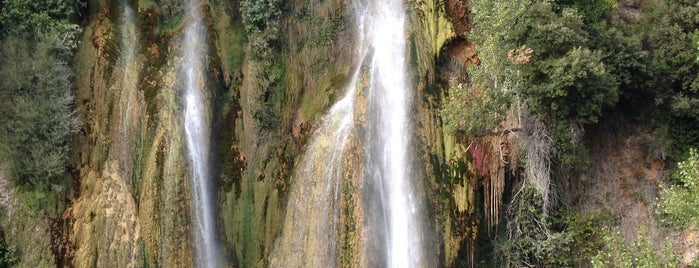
[[363, 0, 426, 266], [181, 0, 219, 267], [273, 0, 428, 266]]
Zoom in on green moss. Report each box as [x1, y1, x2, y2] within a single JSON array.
[[299, 71, 350, 124], [211, 1, 246, 76], [0, 193, 55, 267], [138, 0, 157, 11], [409, 0, 453, 59]]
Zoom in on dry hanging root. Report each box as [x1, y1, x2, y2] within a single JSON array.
[[471, 137, 507, 235]]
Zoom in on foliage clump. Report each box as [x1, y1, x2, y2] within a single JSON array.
[[590, 228, 679, 268], [0, 232, 18, 267], [497, 184, 602, 267], [657, 148, 699, 228], [240, 0, 282, 60], [0, 33, 79, 191], [240, 0, 284, 131], [445, 0, 699, 160], [443, 0, 624, 167], [0, 1, 82, 193], [0, 0, 83, 37], [441, 83, 504, 136]]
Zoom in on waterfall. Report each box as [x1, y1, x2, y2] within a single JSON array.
[[119, 2, 138, 153], [272, 77, 360, 267], [181, 0, 219, 267], [274, 0, 428, 266], [362, 0, 427, 267], [117, 2, 140, 266], [271, 16, 368, 266]]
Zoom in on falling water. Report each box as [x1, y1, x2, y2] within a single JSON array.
[[119, 2, 138, 149], [273, 0, 427, 266], [272, 77, 359, 267], [117, 2, 141, 266], [271, 16, 368, 266], [363, 0, 427, 267], [181, 0, 219, 267]]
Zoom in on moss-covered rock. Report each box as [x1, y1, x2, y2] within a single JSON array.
[[59, 0, 473, 266], [67, 0, 198, 266]]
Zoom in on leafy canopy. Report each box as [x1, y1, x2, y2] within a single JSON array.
[[0, 0, 83, 41]]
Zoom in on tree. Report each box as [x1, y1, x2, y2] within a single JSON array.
[[0, 32, 79, 190], [441, 0, 532, 136], [444, 0, 620, 166], [516, 2, 619, 125], [0, 0, 84, 42], [524, 47, 617, 125]]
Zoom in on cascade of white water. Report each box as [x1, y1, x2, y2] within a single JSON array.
[[273, 1, 427, 266], [271, 16, 368, 267], [364, 0, 425, 266], [181, 0, 219, 267]]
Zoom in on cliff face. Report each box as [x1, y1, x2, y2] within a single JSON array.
[[59, 0, 485, 267], [0, 0, 686, 266], [68, 0, 196, 265], [64, 0, 369, 266], [3, 0, 687, 267]]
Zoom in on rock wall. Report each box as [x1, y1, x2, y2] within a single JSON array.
[[61, 0, 474, 266], [68, 0, 202, 266]]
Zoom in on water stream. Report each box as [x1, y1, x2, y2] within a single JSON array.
[[181, 0, 219, 267], [117, 2, 140, 266], [119, 2, 138, 153], [362, 0, 426, 266], [275, 0, 428, 266], [271, 14, 368, 266]]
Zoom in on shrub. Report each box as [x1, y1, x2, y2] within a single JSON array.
[[657, 148, 699, 228], [240, 0, 284, 131], [0, 32, 79, 191], [441, 83, 508, 136], [498, 185, 602, 266], [240, 0, 281, 36], [240, 0, 281, 60], [0, 233, 18, 267], [590, 228, 679, 268]]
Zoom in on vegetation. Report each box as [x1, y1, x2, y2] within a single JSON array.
[[0, 233, 18, 267], [445, 0, 699, 266], [657, 148, 699, 228], [591, 228, 679, 268], [0, 1, 82, 266], [240, 0, 282, 61], [240, 0, 284, 131], [0, 33, 80, 191], [497, 185, 602, 267], [0, 0, 84, 38], [444, 0, 699, 157], [0, 0, 82, 189]]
